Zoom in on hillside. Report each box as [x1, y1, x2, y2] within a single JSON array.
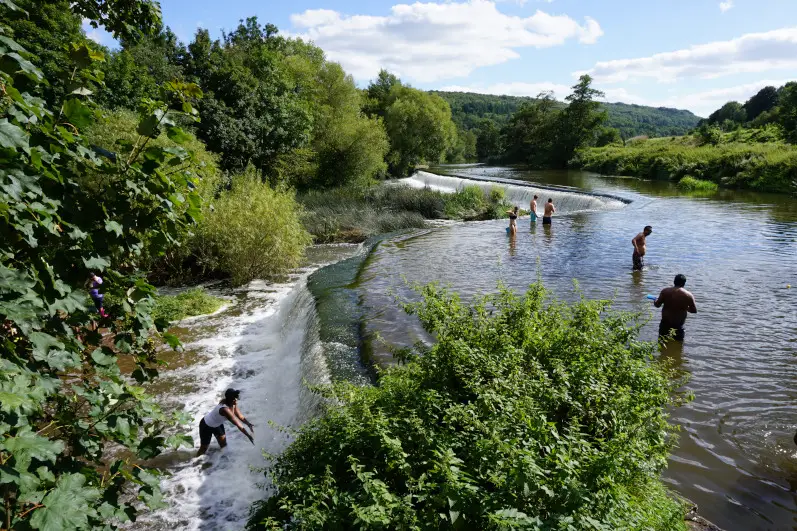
[[431, 91, 702, 139]]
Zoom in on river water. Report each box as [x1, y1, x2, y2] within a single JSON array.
[[358, 166, 797, 530]]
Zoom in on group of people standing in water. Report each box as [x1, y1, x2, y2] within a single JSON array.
[[506, 196, 697, 346]]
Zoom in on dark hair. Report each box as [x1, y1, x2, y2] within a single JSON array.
[[513, 206, 518, 212], [533, 195, 538, 199], [547, 198, 553, 203], [674, 274, 687, 287], [644, 225, 653, 232]]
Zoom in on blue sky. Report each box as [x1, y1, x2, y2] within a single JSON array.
[[86, 0, 797, 116]]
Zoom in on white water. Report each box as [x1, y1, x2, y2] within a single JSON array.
[[132, 247, 360, 530], [398, 171, 627, 214]]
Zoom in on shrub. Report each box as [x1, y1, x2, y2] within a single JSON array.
[[249, 283, 687, 530], [197, 172, 313, 285], [152, 288, 226, 323], [677, 176, 719, 192]]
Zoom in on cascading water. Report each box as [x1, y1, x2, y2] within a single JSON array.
[[131, 245, 363, 531], [397, 170, 628, 214]]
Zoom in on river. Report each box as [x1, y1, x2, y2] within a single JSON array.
[[358, 165, 797, 530], [137, 165, 796, 530]]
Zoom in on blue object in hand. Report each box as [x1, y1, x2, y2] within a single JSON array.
[[506, 227, 510, 234], [646, 294, 656, 301]]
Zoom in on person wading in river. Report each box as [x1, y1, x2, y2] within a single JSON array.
[[506, 206, 519, 235], [543, 198, 555, 225], [631, 225, 652, 271], [654, 274, 697, 341], [530, 195, 539, 223], [196, 388, 254, 456]]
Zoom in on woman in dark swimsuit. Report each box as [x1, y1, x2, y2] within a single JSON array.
[[506, 206, 519, 235]]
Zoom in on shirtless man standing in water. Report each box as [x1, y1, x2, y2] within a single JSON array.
[[654, 274, 697, 341], [530, 195, 539, 223], [542, 198, 555, 225], [631, 225, 652, 270]]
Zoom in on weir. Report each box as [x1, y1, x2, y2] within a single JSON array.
[[398, 170, 629, 214]]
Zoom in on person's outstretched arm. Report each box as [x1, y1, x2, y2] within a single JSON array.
[[654, 290, 665, 308], [222, 407, 254, 444], [232, 404, 254, 431], [688, 294, 697, 313]]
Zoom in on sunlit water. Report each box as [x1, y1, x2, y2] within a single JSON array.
[[362, 166, 797, 530]]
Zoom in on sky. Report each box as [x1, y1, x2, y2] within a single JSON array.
[[85, 0, 797, 117]]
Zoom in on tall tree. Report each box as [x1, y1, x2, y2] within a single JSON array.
[[556, 75, 607, 166], [743, 86, 779, 122], [363, 69, 402, 119], [475, 119, 501, 161], [501, 91, 560, 167], [778, 82, 797, 143]]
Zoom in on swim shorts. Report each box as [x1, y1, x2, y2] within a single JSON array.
[[632, 252, 644, 271], [542, 216, 552, 225], [658, 321, 685, 341], [530, 212, 538, 222], [199, 418, 225, 446]]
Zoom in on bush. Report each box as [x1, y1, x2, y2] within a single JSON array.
[[197, 171, 313, 285], [677, 176, 719, 192], [249, 283, 687, 530], [152, 288, 226, 323]]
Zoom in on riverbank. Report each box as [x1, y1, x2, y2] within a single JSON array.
[[572, 136, 797, 193]]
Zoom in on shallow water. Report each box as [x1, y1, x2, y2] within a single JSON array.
[[361, 166, 797, 530]]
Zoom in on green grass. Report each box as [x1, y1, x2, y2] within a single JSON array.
[[152, 288, 226, 323], [677, 176, 719, 192], [299, 183, 518, 243], [574, 135, 797, 193]]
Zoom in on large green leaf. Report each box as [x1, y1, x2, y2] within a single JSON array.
[[29, 473, 100, 530], [61, 98, 93, 130], [0, 118, 29, 152], [0, 428, 64, 467]]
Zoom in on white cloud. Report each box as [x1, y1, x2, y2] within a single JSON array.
[[719, 1, 734, 12], [578, 27, 797, 84], [290, 0, 602, 83], [437, 79, 792, 117], [82, 18, 115, 46]]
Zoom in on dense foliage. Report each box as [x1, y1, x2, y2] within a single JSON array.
[[574, 136, 797, 192], [0, 0, 203, 527], [433, 90, 701, 140], [249, 283, 686, 530], [152, 288, 226, 323]]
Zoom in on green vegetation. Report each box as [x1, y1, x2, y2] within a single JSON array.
[[0, 0, 201, 527], [196, 173, 313, 286], [152, 288, 226, 323], [677, 176, 719, 193], [575, 128, 797, 193], [434, 90, 701, 138], [300, 184, 515, 243], [249, 282, 687, 530]]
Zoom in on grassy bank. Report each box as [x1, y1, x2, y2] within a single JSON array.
[[299, 183, 518, 243], [574, 136, 797, 193], [249, 282, 687, 530], [152, 288, 226, 323]]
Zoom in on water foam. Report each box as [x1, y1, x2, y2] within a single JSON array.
[[397, 171, 628, 214]]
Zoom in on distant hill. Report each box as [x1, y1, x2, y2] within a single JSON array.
[[431, 91, 702, 139]]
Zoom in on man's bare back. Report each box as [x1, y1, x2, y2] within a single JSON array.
[[544, 202, 555, 216], [655, 287, 697, 328]]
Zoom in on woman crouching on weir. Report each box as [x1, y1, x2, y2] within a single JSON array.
[[196, 388, 255, 456]]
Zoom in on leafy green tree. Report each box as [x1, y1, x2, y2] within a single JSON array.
[[445, 127, 477, 163], [501, 91, 560, 167], [383, 86, 457, 176], [475, 119, 502, 160], [556, 75, 607, 166], [0, 1, 204, 527], [706, 101, 746, 129], [250, 283, 686, 530], [595, 126, 623, 147], [778, 82, 797, 142], [743, 86, 779, 123], [99, 28, 185, 110], [363, 69, 401, 119]]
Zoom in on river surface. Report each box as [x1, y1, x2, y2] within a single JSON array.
[[358, 165, 797, 530]]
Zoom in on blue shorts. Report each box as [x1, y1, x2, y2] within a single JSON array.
[[91, 294, 104, 312], [530, 212, 538, 222]]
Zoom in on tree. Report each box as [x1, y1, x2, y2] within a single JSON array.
[[743, 86, 779, 123], [383, 86, 457, 176], [1, 0, 203, 526], [363, 69, 401, 119], [445, 127, 477, 163], [706, 101, 746, 129], [556, 75, 607, 166], [475, 119, 501, 161], [778, 82, 797, 143], [595, 127, 623, 147], [501, 91, 560, 167]]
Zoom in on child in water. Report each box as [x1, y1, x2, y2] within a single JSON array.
[[86, 272, 109, 318]]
